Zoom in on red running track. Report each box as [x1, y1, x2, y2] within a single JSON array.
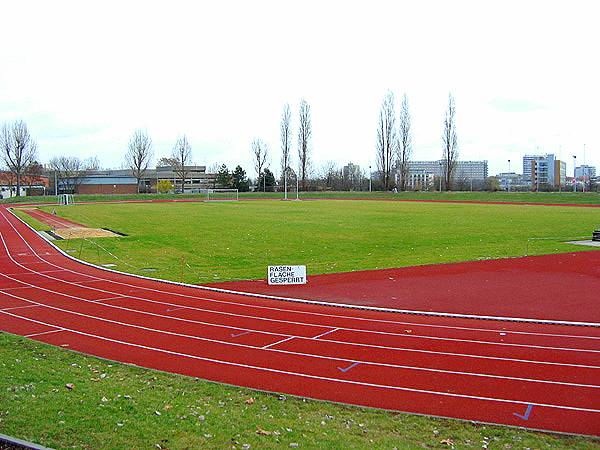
[[1, 206, 599, 435], [212, 252, 600, 323]]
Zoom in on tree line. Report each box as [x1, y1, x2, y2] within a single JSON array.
[[0, 92, 488, 196], [376, 91, 458, 191]]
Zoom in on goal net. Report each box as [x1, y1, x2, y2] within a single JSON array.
[[206, 189, 239, 201], [58, 194, 74, 205]]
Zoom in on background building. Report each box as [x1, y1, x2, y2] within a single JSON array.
[[0, 172, 49, 198], [526, 154, 566, 190], [496, 172, 528, 191], [575, 165, 596, 180], [405, 160, 488, 190], [54, 165, 218, 195]]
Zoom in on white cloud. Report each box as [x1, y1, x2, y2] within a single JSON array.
[[1, 0, 598, 177]]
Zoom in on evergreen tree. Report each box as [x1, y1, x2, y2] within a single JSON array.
[[232, 165, 250, 192], [257, 168, 276, 192], [216, 164, 232, 188]]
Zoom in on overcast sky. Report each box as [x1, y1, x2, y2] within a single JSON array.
[[1, 1, 598, 178]]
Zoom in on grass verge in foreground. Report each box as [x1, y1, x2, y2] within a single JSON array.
[[1, 333, 597, 450], [37, 200, 600, 285]]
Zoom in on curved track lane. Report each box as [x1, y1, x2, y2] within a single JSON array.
[[1, 206, 599, 436]]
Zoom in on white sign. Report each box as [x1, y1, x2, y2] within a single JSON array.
[[268, 265, 307, 285]]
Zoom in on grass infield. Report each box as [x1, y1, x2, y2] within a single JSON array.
[[34, 199, 600, 285], [1, 190, 600, 205]]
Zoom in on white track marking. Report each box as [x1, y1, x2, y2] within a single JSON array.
[[0, 233, 600, 353], [0, 288, 598, 388], [1, 304, 40, 311], [1, 308, 599, 413], [0, 286, 35, 292], [89, 296, 127, 303], [262, 336, 296, 349], [312, 328, 340, 339], [5, 209, 600, 337], [1, 232, 597, 355], [25, 328, 65, 338]]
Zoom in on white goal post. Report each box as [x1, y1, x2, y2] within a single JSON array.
[[205, 189, 239, 201], [58, 194, 74, 205]]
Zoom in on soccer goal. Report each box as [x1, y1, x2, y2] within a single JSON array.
[[206, 189, 239, 201], [58, 194, 74, 205]]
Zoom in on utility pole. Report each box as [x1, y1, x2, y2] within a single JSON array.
[[368, 165, 372, 192]]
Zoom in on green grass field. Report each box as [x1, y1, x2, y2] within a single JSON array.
[[1, 190, 600, 205], [4, 199, 600, 449], [35, 199, 600, 285]]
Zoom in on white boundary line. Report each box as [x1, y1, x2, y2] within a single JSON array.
[[25, 328, 65, 338], [1, 231, 597, 355], [2, 307, 599, 413], [7, 207, 599, 328], [6, 208, 600, 337], [1, 262, 599, 387]]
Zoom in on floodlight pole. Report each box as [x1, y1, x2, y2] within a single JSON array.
[[573, 155, 577, 192], [507, 159, 511, 192], [438, 162, 442, 192], [582, 144, 586, 193], [368, 165, 372, 192]]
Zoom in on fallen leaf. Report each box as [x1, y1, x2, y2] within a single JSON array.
[[440, 438, 454, 446], [256, 428, 272, 436], [245, 397, 255, 405]]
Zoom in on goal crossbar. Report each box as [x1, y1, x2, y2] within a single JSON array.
[[206, 189, 239, 201]]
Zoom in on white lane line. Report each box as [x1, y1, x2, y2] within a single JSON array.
[[25, 328, 65, 338], [1, 288, 598, 389], [1, 236, 600, 372], [6, 209, 599, 340], [1, 308, 599, 413], [166, 306, 188, 312], [3, 269, 67, 276], [1, 304, 40, 311], [262, 336, 295, 349], [0, 286, 35, 292], [1, 235, 596, 356], [89, 296, 126, 303], [312, 328, 339, 339]]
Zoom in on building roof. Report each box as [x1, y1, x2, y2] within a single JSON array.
[[0, 171, 50, 187]]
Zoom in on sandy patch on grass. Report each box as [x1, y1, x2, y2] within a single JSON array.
[[54, 227, 120, 239]]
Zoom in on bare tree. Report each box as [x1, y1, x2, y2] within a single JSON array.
[[280, 104, 292, 192], [125, 130, 153, 193], [375, 91, 396, 190], [251, 138, 269, 190], [0, 121, 38, 196], [48, 156, 84, 193], [84, 156, 101, 172], [297, 99, 312, 190], [397, 94, 412, 191], [441, 93, 458, 191], [171, 135, 192, 193]]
